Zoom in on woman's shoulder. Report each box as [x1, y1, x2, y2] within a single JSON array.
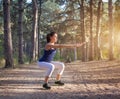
[[45, 43, 54, 50]]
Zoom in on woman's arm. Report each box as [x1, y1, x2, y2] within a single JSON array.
[[46, 42, 86, 50], [57, 42, 86, 48]]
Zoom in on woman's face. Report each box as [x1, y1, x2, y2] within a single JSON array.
[[50, 33, 58, 43]]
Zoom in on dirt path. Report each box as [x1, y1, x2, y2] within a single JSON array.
[[0, 60, 120, 99]]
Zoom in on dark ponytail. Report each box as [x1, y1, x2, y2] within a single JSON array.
[[46, 31, 56, 43]]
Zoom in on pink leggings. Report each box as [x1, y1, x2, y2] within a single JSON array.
[[37, 61, 65, 77]]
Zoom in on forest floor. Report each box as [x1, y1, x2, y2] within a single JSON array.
[[0, 60, 120, 99]]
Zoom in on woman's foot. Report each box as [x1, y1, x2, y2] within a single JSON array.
[[55, 80, 64, 86], [43, 83, 51, 89]]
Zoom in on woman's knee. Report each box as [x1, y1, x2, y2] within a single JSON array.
[[60, 62, 65, 70], [47, 64, 55, 77], [49, 64, 55, 71]]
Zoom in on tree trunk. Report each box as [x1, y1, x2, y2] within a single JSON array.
[[3, 0, 14, 68], [74, 47, 77, 61], [78, 0, 86, 62], [18, 0, 24, 64], [30, 0, 38, 62], [89, 0, 94, 61], [96, 0, 102, 60], [108, 0, 114, 60], [38, 0, 42, 58]]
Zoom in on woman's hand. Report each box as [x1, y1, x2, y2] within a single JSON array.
[[75, 42, 87, 47]]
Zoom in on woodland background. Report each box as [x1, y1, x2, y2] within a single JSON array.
[[0, 0, 120, 68]]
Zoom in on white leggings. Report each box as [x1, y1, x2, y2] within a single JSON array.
[[37, 61, 65, 77]]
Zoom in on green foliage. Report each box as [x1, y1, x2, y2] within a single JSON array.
[[1, 0, 120, 65], [0, 58, 5, 67], [42, 0, 60, 12], [54, 50, 62, 61], [0, 34, 3, 58]]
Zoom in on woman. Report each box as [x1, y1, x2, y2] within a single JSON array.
[[38, 31, 86, 89]]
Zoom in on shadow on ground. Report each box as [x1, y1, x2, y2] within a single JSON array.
[[0, 61, 120, 99]]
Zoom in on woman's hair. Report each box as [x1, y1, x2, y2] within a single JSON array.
[[46, 31, 57, 43]]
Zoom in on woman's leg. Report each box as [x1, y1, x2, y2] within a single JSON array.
[[38, 62, 55, 78], [44, 76, 49, 83], [37, 62, 55, 89], [51, 61, 65, 81]]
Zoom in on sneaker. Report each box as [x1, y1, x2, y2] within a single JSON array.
[[55, 80, 64, 86], [43, 83, 51, 89]]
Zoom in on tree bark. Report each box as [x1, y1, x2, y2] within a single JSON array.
[[89, 0, 94, 61], [108, 0, 114, 60], [96, 0, 102, 60], [38, 0, 42, 58], [78, 0, 86, 62], [18, 0, 24, 64], [30, 0, 38, 62], [3, 0, 14, 68]]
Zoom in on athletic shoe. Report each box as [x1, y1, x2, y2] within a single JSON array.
[[55, 80, 64, 86], [43, 83, 51, 89]]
